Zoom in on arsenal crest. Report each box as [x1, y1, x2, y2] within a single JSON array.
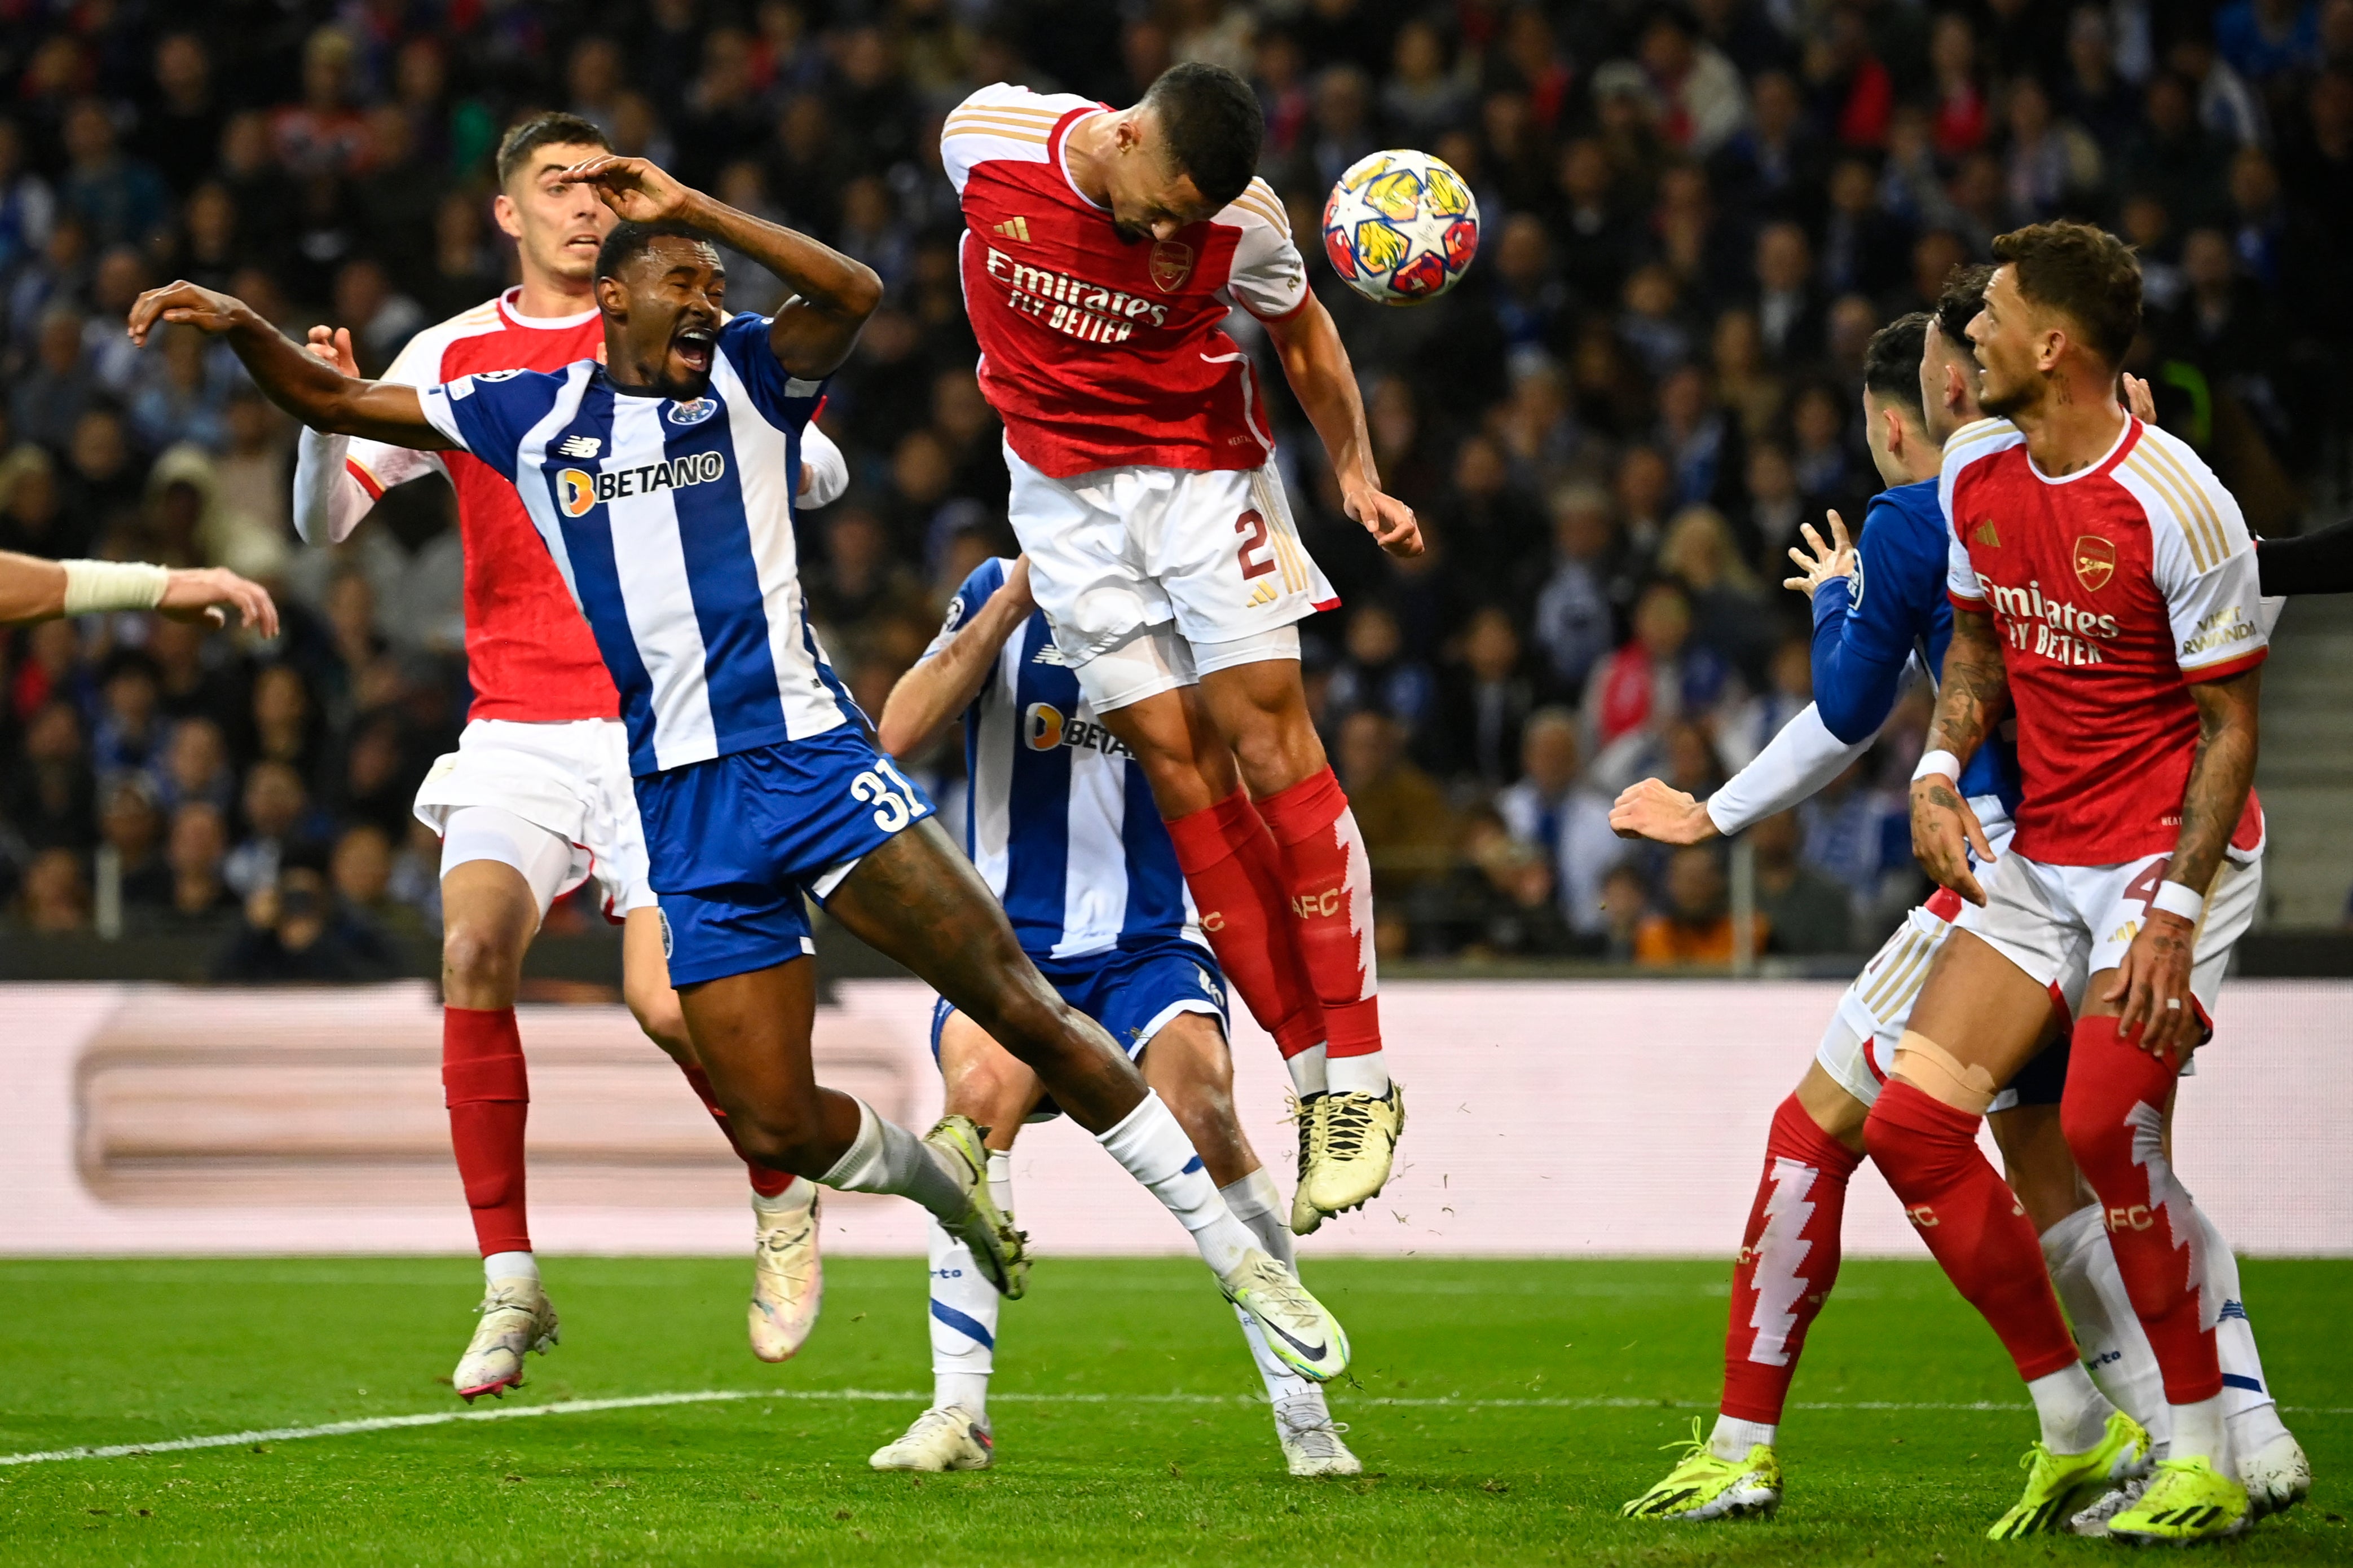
[[1148, 239, 1193, 293], [2073, 534, 2117, 592]]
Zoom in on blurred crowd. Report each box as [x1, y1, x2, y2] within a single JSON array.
[[0, 0, 2346, 970]]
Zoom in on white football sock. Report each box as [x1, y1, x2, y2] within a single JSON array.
[[1708, 1414, 1775, 1461], [1325, 1050, 1389, 1097], [2170, 1394, 2229, 1467], [483, 1250, 537, 1287], [1095, 1093, 1257, 1277], [1285, 1042, 1329, 1098], [2191, 1203, 2282, 1449], [2027, 1364, 2115, 1455], [926, 1214, 997, 1421], [819, 1098, 968, 1222], [1220, 1168, 1313, 1403], [751, 1177, 815, 1218], [2041, 1204, 2168, 1448]]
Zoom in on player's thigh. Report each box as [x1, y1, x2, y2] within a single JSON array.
[[2077, 851, 2263, 1022], [1794, 1056, 1872, 1151], [1905, 926, 2059, 1089], [1092, 673, 1239, 817], [1151, 462, 1333, 652], [1004, 449, 1169, 665], [437, 806, 571, 1003], [935, 1005, 1045, 1150], [619, 906, 694, 1064], [1195, 652, 1327, 797], [1139, 1011, 1255, 1186]]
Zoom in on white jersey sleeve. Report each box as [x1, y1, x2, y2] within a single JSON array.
[[941, 84, 1095, 196], [1938, 418, 2022, 607], [797, 421, 847, 508], [1703, 703, 1875, 837], [2114, 423, 2268, 680], [1217, 178, 1309, 321], [345, 325, 454, 496]]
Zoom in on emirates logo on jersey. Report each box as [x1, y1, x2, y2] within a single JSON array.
[[1148, 239, 1194, 292], [2074, 535, 2117, 593]]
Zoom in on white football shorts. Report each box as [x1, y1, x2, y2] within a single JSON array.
[[413, 717, 655, 920], [1005, 439, 1336, 712], [1815, 796, 2083, 1112]]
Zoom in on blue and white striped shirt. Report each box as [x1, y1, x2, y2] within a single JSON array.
[[420, 312, 850, 776], [933, 558, 1203, 961]]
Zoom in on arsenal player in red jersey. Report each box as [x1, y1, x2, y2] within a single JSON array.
[[290, 115, 846, 1399], [1875, 222, 2271, 1543], [942, 65, 1413, 1234]]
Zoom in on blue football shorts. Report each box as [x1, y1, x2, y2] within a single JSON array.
[[633, 726, 934, 987], [928, 936, 1231, 1121]]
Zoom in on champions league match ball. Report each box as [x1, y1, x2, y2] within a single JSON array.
[[1321, 149, 1481, 305]]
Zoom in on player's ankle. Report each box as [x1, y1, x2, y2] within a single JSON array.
[[1709, 1414, 1775, 1460], [483, 1250, 538, 1286], [1325, 1050, 1387, 1097]]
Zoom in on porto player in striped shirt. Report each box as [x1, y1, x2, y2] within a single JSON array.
[[866, 554, 1358, 1477], [289, 115, 847, 1397], [942, 65, 1413, 1233], [132, 150, 1353, 1411]]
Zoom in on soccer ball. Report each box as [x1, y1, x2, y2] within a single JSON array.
[[1321, 149, 1481, 305]]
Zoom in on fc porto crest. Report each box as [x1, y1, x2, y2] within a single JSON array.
[[1148, 239, 1194, 293], [2073, 534, 2117, 593], [666, 396, 718, 427]]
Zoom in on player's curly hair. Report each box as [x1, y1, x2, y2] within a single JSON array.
[[595, 220, 710, 283], [1932, 262, 1993, 348], [495, 112, 611, 189], [1862, 312, 1929, 415], [1991, 221, 2142, 368], [1143, 62, 1263, 211]]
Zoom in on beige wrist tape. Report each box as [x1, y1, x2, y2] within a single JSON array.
[[60, 559, 169, 616], [1891, 1030, 1998, 1116]]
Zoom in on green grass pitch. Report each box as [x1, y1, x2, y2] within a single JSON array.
[[1, 1255, 2346, 1565]]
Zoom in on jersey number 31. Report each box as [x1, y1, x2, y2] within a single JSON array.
[[852, 758, 923, 832]]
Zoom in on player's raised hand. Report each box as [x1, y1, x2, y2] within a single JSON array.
[[560, 155, 694, 225], [1609, 777, 1717, 844], [303, 324, 360, 378], [127, 280, 245, 345], [2106, 909, 2199, 1063], [2122, 372, 2157, 423], [1784, 511, 1855, 598], [159, 566, 279, 637], [1345, 484, 1422, 557], [1908, 770, 1992, 906]]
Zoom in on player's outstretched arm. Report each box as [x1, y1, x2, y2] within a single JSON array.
[[1263, 295, 1421, 558], [1910, 606, 2006, 904], [126, 283, 453, 450], [2108, 667, 2260, 1058], [876, 559, 1036, 759], [561, 154, 882, 380], [0, 551, 278, 634]]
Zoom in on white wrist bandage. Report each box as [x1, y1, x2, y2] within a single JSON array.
[[1912, 749, 1962, 784], [60, 559, 169, 616], [2151, 881, 2205, 922]]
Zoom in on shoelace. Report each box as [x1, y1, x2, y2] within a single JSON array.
[[1655, 1416, 1711, 1469], [1321, 1094, 1380, 1159], [1241, 1258, 1317, 1318], [1282, 1419, 1352, 1455]]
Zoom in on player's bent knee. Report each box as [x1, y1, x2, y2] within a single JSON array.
[[727, 1105, 832, 1176], [442, 918, 526, 995], [1889, 1031, 1997, 1116]]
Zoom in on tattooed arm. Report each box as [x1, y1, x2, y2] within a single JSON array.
[[2107, 666, 2261, 1058], [1909, 606, 2010, 906]]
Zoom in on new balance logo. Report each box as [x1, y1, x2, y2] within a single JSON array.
[[993, 216, 1031, 242], [1029, 642, 1071, 665], [558, 434, 602, 457]]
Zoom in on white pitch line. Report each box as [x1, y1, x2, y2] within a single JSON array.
[[6, 1389, 2346, 1468]]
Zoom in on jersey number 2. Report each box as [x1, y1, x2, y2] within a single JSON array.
[[852, 758, 921, 833], [1235, 509, 1277, 580]]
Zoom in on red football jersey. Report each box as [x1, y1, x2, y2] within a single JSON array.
[[943, 84, 1311, 478], [345, 290, 619, 723], [1942, 416, 2267, 866]]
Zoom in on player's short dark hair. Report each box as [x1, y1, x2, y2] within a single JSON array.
[[1932, 262, 1993, 347], [1142, 62, 1263, 210], [1990, 220, 2142, 368], [1862, 312, 1929, 415], [495, 112, 611, 188], [595, 220, 713, 284]]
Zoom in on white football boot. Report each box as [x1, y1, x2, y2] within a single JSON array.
[[1274, 1393, 1361, 1477], [1220, 1249, 1349, 1382], [869, 1406, 994, 1472], [2241, 1430, 2312, 1517], [452, 1275, 558, 1402], [1291, 1085, 1404, 1234], [747, 1185, 822, 1363]]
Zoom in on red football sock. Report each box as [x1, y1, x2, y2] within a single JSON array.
[[442, 1006, 531, 1257], [1165, 787, 1326, 1059], [1864, 1080, 2079, 1382], [1720, 1095, 1863, 1424], [1254, 766, 1381, 1059], [2060, 1016, 2222, 1404], [681, 1062, 795, 1200]]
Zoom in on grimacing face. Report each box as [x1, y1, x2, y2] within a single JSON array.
[[598, 235, 726, 400]]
